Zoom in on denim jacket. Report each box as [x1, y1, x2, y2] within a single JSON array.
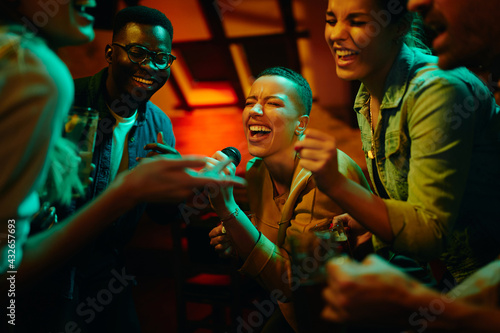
[[74, 68, 176, 200], [355, 45, 500, 281], [71, 68, 176, 277]]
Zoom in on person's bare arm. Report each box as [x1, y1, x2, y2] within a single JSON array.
[[296, 129, 393, 241], [9, 156, 246, 287]]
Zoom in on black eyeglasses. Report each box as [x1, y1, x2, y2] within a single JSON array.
[[112, 43, 176, 69]]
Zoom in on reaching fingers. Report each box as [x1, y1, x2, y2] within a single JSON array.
[[143, 143, 180, 156], [191, 174, 247, 189], [205, 157, 217, 168], [202, 156, 235, 176], [209, 155, 232, 175], [211, 150, 228, 161], [150, 155, 208, 169], [129, 156, 245, 203], [204, 151, 238, 178], [204, 157, 224, 172]]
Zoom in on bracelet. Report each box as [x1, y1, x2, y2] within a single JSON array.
[[220, 206, 241, 222], [220, 207, 241, 234]]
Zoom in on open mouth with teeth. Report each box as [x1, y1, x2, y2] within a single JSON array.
[[249, 125, 272, 139], [133, 76, 155, 86], [336, 49, 359, 60]]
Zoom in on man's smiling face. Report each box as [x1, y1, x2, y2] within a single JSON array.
[[106, 22, 172, 104]]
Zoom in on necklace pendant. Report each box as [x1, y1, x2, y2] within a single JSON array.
[[368, 150, 375, 159]]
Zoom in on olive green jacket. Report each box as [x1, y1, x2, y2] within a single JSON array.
[[355, 44, 500, 281]]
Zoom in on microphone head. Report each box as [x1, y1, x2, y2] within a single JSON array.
[[221, 146, 241, 167]]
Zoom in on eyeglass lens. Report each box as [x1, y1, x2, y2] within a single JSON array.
[[128, 46, 173, 69]]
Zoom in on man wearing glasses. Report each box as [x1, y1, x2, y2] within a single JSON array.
[[57, 6, 178, 332]]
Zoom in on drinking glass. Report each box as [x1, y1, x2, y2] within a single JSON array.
[[289, 230, 346, 333], [63, 106, 98, 190]]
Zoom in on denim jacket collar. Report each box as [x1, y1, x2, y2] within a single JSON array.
[[88, 68, 148, 126], [354, 44, 416, 113]]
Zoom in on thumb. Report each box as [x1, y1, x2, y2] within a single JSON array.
[[333, 213, 350, 225], [157, 131, 164, 144]]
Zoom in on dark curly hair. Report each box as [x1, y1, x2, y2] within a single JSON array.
[[112, 6, 173, 41], [376, 0, 431, 53]]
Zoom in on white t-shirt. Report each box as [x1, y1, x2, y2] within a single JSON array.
[[108, 108, 138, 181]]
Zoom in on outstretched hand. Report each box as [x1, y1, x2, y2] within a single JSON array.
[[115, 154, 246, 204]]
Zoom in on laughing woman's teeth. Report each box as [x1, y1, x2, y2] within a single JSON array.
[[249, 125, 271, 133], [337, 50, 357, 58]]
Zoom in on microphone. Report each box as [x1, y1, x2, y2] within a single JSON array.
[[221, 146, 241, 167]]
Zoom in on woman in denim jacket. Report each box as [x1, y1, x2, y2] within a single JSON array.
[[297, 0, 500, 283]]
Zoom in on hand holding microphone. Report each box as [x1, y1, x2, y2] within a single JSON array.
[[205, 147, 242, 257], [220, 146, 241, 167], [204, 146, 241, 175], [203, 146, 242, 217]]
